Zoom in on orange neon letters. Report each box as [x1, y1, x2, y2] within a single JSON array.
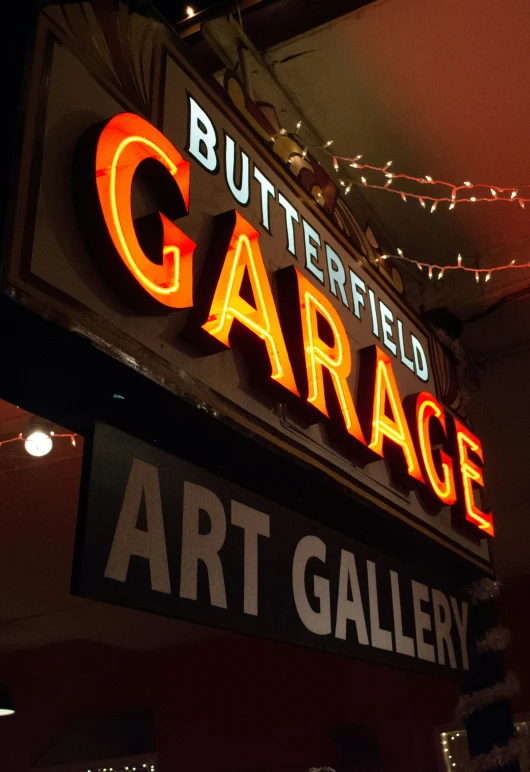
[[202, 212, 298, 395], [292, 268, 365, 444], [454, 420, 494, 536], [95, 112, 195, 308], [415, 392, 456, 505], [370, 347, 423, 482]]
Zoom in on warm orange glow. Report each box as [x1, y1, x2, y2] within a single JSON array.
[[202, 212, 298, 395], [95, 112, 195, 307], [370, 347, 423, 482], [292, 268, 365, 443], [416, 392, 456, 505], [454, 419, 494, 536]]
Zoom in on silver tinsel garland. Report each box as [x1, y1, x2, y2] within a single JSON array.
[[468, 737, 520, 772], [466, 577, 502, 604], [456, 672, 520, 720], [476, 626, 512, 654]]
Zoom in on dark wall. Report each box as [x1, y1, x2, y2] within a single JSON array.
[[0, 633, 459, 772]]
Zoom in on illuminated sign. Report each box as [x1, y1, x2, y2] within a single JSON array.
[[95, 112, 195, 309], [81, 111, 494, 539], [9, 10, 492, 567]]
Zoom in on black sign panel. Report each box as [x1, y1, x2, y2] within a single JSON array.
[[72, 422, 474, 677]]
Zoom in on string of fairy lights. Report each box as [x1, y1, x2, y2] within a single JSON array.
[[81, 763, 155, 772], [283, 122, 530, 284]]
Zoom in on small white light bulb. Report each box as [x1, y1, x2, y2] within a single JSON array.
[[186, 6, 195, 18], [425, 175, 433, 182], [24, 431, 53, 458]]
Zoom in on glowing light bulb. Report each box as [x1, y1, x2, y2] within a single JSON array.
[[519, 200, 525, 209], [438, 269, 444, 279], [511, 190, 518, 199], [185, 6, 195, 17], [397, 248, 403, 255], [464, 181, 472, 187], [431, 202, 437, 212], [475, 271, 479, 282], [428, 266, 433, 279], [333, 158, 339, 170], [24, 431, 53, 457], [457, 254, 462, 266], [296, 120, 302, 131], [401, 193, 407, 202], [451, 189, 456, 200], [345, 183, 352, 194], [470, 197, 477, 202], [381, 254, 389, 260], [490, 189, 497, 197], [449, 202, 455, 210], [361, 176, 367, 185], [425, 175, 433, 182], [324, 140, 334, 148], [485, 272, 491, 281], [419, 198, 426, 207]]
